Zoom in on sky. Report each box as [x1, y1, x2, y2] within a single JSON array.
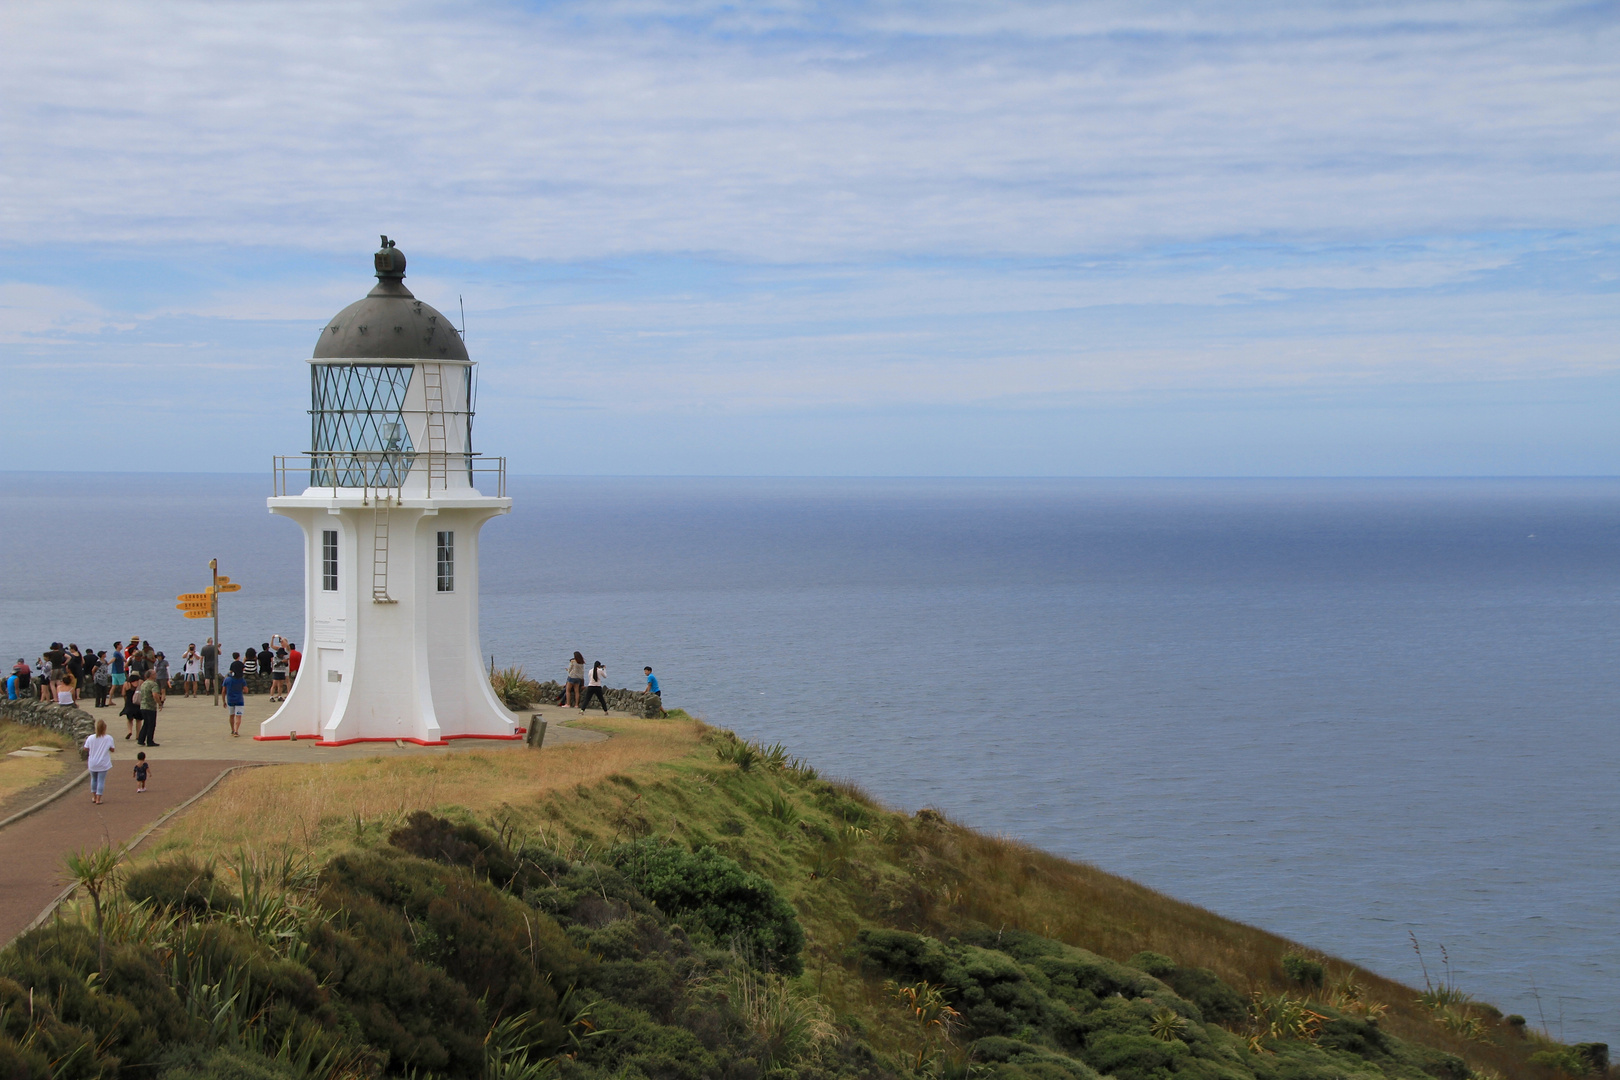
[[1, 0, 1617, 475]]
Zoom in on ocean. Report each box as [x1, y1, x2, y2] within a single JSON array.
[[2, 474, 1615, 1042]]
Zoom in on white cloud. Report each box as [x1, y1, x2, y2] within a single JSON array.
[[1, 1, 1616, 474], [0, 283, 129, 341], [2, 1, 1615, 260]]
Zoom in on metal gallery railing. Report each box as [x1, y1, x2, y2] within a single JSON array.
[[272, 452, 507, 499]]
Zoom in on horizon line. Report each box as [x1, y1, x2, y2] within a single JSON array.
[[2, 471, 1617, 482]]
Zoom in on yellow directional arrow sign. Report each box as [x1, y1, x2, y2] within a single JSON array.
[[216, 576, 231, 585], [184, 611, 214, 620], [177, 592, 209, 602], [177, 603, 213, 613], [218, 583, 242, 593]]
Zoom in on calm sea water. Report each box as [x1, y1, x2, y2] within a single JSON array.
[[2, 474, 1615, 1042]]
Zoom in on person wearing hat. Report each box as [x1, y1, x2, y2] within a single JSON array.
[[43, 642, 66, 697], [153, 651, 170, 705]]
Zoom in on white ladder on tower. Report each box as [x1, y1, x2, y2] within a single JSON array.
[[422, 363, 447, 492], [372, 505, 397, 603]]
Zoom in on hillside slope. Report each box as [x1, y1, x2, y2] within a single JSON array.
[[1, 717, 1600, 1080]]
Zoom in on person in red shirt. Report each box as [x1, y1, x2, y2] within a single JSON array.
[[276, 636, 302, 688]]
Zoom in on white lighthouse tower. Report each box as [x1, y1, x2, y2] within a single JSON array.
[[260, 237, 519, 746]]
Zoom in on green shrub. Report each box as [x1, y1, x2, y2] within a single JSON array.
[[1317, 1016, 1390, 1056], [1126, 951, 1177, 978], [1574, 1043, 1610, 1074], [1122, 950, 1247, 1028], [857, 930, 1092, 1050], [572, 1000, 721, 1080], [1529, 1045, 1602, 1077], [389, 811, 523, 883], [1282, 952, 1325, 988], [312, 850, 584, 1077], [963, 929, 1162, 1002], [0, 974, 105, 1078], [125, 856, 230, 914], [608, 839, 804, 975], [525, 860, 658, 930], [154, 1044, 310, 1079], [0, 1035, 50, 1080], [490, 666, 537, 710], [971, 1037, 1101, 1078], [1, 922, 192, 1069], [1082, 1032, 1179, 1080], [1159, 966, 1246, 1026]]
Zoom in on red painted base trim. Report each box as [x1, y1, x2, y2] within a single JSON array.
[[252, 732, 523, 747], [314, 736, 449, 747]]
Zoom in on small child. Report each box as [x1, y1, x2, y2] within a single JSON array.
[[133, 752, 150, 793]]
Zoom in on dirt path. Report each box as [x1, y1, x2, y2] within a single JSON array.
[[0, 759, 247, 946]]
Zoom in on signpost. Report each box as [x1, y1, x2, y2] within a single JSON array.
[[175, 561, 244, 705]]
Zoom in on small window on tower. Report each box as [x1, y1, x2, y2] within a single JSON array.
[[437, 531, 454, 592], [322, 530, 338, 591]]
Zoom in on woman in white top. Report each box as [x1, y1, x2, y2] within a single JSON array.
[[84, 718, 116, 804], [581, 661, 609, 714]]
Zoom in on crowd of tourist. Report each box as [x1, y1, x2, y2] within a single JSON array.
[[4, 636, 303, 746], [8, 638, 669, 807]]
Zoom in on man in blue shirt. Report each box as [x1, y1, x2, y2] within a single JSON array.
[[643, 667, 664, 717], [223, 671, 247, 737]]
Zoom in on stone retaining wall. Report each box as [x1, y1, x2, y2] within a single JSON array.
[[529, 680, 665, 719], [0, 699, 96, 744]]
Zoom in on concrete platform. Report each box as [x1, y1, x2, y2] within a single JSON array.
[[80, 691, 611, 762]]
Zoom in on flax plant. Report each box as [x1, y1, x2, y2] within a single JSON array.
[[63, 843, 123, 975], [714, 967, 836, 1071]]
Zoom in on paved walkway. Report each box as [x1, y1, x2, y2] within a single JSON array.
[[0, 693, 619, 945], [0, 759, 247, 945]]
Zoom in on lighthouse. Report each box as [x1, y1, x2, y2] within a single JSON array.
[[260, 237, 519, 746]]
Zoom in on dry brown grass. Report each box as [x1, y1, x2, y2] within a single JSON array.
[[144, 716, 705, 862], [0, 721, 74, 804], [0, 720, 74, 754]]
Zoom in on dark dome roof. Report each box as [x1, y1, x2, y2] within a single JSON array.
[[312, 237, 469, 362]]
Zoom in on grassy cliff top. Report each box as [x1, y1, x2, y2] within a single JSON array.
[[21, 716, 1596, 1080]]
